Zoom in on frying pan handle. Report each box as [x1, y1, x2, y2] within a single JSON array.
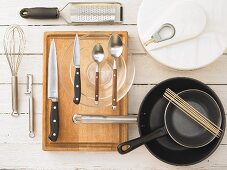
[[117, 127, 167, 154], [20, 7, 59, 19]]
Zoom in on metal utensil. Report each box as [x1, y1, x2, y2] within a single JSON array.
[[73, 34, 81, 104], [3, 25, 26, 117], [144, 23, 175, 46], [25, 74, 35, 138], [20, 2, 123, 24], [118, 88, 222, 155], [108, 34, 123, 110], [92, 44, 105, 105], [115, 77, 225, 165], [73, 114, 137, 124], [48, 39, 59, 142]]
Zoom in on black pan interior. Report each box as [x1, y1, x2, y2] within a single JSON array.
[[165, 89, 222, 148], [138, 77, 226, 165]]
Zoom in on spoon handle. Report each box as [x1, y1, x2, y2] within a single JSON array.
[[95, 65, 99, 105], [112, 60, 117, 110]]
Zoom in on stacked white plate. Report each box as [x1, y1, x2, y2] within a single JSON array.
[[138, 0, 227, 70]]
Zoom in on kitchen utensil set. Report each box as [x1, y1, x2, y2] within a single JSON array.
[[163, 88, 222, 137], [47, 33, 124, 142], [3, 25, 36, 138], [76, 78, 224, 164], [71, 34, 123, 107], [3, 25, 26, 117], [118, 88, 222, 154], [3, 1, 225, 166], [116, 77, 225, 165], [20, 2, 123, 25], [43, 32, 129, 150]]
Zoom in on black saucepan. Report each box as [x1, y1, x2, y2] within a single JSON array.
[[118, 77, 226, 165], [118, 89, 222, 153]]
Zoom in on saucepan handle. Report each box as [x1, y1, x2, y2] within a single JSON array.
[[117, 127, 167, 154], [73, 114, 137, 124]]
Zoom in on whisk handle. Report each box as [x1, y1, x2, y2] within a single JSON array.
[[20, 7, 59, 19], [11, 76, 19, 117]]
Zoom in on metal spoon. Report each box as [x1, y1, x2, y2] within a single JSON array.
[[92, 44, 105, 105], [108, 34, 123, 110]]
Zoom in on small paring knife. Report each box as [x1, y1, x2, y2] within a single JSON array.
[[73, 34, 81, 104], [48, 39, 59, 142]]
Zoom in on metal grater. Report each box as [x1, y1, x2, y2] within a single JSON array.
[[20, 2, 123, 25], [69, 3, 123, 23]]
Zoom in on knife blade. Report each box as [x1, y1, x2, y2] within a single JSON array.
[[48, 39, 59, 142], [73, 34, 81, 104]]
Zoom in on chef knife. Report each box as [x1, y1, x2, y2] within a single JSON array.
[[73, 34, 81, 104], [48, 39, 59, 142]]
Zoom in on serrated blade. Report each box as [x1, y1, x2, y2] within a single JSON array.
[[48, 39, 58, 100], [73, 34, 80, 67]]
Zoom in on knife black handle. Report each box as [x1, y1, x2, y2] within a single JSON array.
[[20, 7, 59, 19], [73, 67, 81, 104], [48, 101, 59, 142]]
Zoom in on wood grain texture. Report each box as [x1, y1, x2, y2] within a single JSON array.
[[1, 54, 227, 84], [42, 31, 128, 151], [0, 0, 227, 169], [0, 25, 142, 54], [1, 143, 227, 170]]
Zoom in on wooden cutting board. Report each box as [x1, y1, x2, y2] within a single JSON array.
[[43, 31, 128, 151]]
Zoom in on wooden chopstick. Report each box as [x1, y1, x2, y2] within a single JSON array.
[[165, 89, 222, 133], [165, 89, 222, 137], [163, 93, 220, 137], [163, 89, 222, 138], [165, 89, 222, 134], [164, 91, 221, 138], [164, 89, 221, 137]]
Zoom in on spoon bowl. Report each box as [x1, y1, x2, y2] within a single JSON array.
[[92, 43, 105, 63], [108, 34, 123, 58]]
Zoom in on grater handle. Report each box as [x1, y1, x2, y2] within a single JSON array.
[[20, 7, 59, 19]]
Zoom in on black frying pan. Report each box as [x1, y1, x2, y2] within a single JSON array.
[[119, 77, 226, 165], [118, 89, 222, 153]]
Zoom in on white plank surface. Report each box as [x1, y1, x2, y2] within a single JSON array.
[[0, 0, 227, 169], [0, 0, 140, 25]]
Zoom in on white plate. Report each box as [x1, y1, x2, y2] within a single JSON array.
[[138, 0, 227, 70]]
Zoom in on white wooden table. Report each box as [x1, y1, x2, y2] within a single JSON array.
[[0, 0, 227, 169]]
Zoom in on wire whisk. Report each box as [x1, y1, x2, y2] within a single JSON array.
[[3, 25, 26, 117]]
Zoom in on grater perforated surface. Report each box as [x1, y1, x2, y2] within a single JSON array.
[[70, 4, 119, 22]]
